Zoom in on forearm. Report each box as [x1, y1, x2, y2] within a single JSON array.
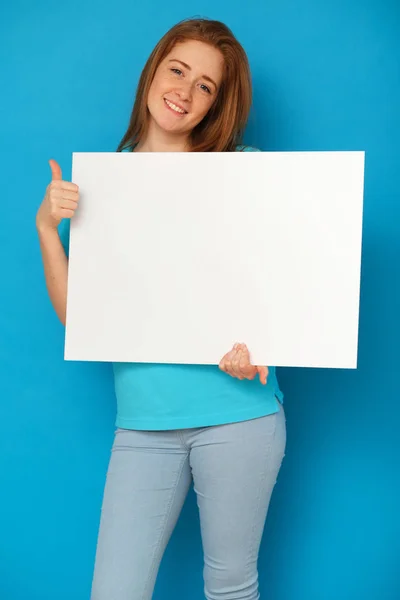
[[37, 225, 68, 326]]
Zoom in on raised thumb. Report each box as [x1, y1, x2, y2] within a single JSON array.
[[49, 159, 62, 181]]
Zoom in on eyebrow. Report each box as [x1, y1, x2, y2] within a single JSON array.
[[168, 59, 218, 90]]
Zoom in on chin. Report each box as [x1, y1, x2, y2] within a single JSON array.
[[154, 115, 189, 134]]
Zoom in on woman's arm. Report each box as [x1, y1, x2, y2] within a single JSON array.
[[37, 225, 69, 326], [36, 159, 79, 326]]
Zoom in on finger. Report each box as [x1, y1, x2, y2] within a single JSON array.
[[59, 191, 79, 203], [58, 199, 78, 211], [219, 343, 239, 375], [225, 346, 239, 376], [218, 348, 233, 371], [59, 208, 75, 219], [49, 159, 62, 181], [219, 353, 230, 371], [231, 346, 244, 379], [50, 189, 79, 202], [239, 346, 257, 380], [50, 180, 79, 193], [257, 366, 269, 385]]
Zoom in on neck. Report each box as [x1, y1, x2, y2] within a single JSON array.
[[134, 120, 190, 153]]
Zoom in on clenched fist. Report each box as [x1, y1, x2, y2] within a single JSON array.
[[36, 160, 80, 231], [219, 343, 269, 385]]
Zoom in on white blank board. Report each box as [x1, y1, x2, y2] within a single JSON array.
[[65, 151, 364, 368]]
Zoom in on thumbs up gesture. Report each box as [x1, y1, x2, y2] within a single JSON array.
[[36, 159, 80, 231]]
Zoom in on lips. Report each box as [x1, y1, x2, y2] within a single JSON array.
[[164, 97, 188, 114]]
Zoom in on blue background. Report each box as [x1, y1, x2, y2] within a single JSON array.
[[1, 1, 399, 598]]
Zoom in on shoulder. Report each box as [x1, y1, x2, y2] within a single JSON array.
[[234, 145, 262, 152]]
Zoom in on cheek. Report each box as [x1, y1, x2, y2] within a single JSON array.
[[151, 69, 175, 93], [148, 81, 160, 104], [192, 96, 215, 121], [147, 74, 166, 102]]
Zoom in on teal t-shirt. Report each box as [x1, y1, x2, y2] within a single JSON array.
[[59, 144, 283, 430]]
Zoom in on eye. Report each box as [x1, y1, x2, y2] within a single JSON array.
[[170, 67, 212, 94]]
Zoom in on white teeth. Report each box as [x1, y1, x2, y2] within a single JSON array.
[[165, 99, 185, 114]]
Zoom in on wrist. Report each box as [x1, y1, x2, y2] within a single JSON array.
[[36, 219, 59, 236]]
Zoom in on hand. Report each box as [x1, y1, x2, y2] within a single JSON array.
[[219, 343, 269, 385], [36, 160, 80, 231]]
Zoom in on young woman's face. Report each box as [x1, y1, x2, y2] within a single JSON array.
[[146, 39, 224, 137]]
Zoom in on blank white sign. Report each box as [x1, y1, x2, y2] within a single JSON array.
[[65, 151, 364, 368]]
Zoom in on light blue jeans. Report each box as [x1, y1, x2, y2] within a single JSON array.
[[91, 402, 286, 600]]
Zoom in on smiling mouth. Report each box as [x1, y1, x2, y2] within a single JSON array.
[[164, 98, 188, 115]]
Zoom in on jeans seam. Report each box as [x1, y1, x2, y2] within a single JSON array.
[[245, 413, 278, 587], [177, 429, 192, 451], [142, 451, 189, 599]]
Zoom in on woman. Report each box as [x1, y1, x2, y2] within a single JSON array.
[[36, 17, 286, 600]]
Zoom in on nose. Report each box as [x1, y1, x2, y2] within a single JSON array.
[[175, 80, 193, 102]]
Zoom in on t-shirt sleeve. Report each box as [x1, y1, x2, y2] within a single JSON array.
[[235, 144, 262, 152], [58, 218, 71, 259]]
